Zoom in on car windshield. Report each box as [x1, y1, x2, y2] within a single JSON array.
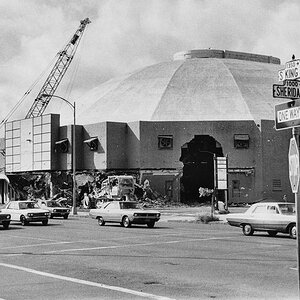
[[19, 202, 39, 209], [119, 178, 134, 187], [278, 203, 295, 215], [47, 201, 61, 207], [120, 202, 139, 209]]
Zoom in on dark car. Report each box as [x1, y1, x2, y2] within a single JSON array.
[[37, 200, 70, 219]]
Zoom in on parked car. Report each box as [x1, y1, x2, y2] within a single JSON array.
[[37, 199, 70, 219], [0, 210, 11, 229], [226, 202, 296, 238], [2, 201, 50, 226], [89, 201, 160, 228]]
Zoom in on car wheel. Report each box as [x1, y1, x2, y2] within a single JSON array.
[[267, 231, 277, 237], [289, 224, 297, 239], [42, 219, 48, 226], [147, 221, 155, 228], [20, 216, 28, 226], [122, 216, 131, 228], [97, 217, 105, 226], [63, 214, 69, 219], [2, 222, 9, 230], [242, 224, 254, 236]]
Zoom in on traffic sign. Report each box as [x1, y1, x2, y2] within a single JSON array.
[[275, 99, 300, 130], [273, 80, 300, 99], [289, 137, 300, 193], [278, 59, 300, 81]]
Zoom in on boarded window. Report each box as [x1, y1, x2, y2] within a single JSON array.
[[158, 135, 173, 150], [272, 179, 282, 191], [234, 134, 250, 149]]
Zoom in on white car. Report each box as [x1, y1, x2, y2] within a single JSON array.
[[90, 201, 160, 228], [2, 201, 50, 226], [226, 202, 296, 238]]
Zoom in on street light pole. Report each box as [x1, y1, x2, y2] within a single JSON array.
[[42, 94, 77, 215]]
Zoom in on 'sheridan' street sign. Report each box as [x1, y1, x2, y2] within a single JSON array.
[[289, 137, 300, 193], [275, 99, 300, 130], [273, 80, 300, 100]]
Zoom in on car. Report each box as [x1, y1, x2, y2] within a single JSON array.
[[89, 201, 160, 228], [1, 200, 50, 226], [226, 202, 296, 238], [0, 210, 11, 229], [37, 199, 70, 219]]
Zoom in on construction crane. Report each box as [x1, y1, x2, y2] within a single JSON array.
[[25, 17, 91, 119]]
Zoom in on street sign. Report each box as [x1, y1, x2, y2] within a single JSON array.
[[216, 157, 227, 190], [275, 99, 300, 130], [278, 59, 300, 81], [289, 137, 300, 193], [273, 80, 300, 99]]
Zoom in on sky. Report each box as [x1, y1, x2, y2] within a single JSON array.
[[1, 0, 300, 131]]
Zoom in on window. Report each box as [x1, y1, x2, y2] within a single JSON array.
[[272, 179, 282, 191], [253, 205, 266, 214], [234, 134, 249, 149], [55, 139, 69, 153], [84, 137, 98, 151], [158, 135, 173, 150]]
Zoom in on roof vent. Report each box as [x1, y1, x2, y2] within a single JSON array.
[[173, 49, 280, 64]]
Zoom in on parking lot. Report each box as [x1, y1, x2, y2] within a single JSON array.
[[0, 216, 298, 300]]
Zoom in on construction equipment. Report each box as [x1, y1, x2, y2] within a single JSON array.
[[98, 176, 136, 202], [25, 17, 91, 119]]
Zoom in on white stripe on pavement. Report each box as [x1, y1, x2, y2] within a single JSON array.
[[45, 237, 231, 253], [0, 262, 174, 300]]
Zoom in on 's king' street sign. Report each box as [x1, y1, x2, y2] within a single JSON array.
[[289, 137, 300, 193]]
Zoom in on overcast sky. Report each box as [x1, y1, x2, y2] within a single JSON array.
[[0, 0, 299, 129]]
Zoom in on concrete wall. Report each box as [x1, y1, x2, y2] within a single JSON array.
[[260, 120, 292, 201], [82, 122, 107, 170]]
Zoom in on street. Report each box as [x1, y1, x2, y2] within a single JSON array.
[[0, 216, 298, 300]]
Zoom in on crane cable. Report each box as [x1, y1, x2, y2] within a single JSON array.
[[0, 54, 59, 128]]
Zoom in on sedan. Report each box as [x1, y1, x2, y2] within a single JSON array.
[[0, 211, 11, 229], [89, 201, 160, 228], [226, 202, 296, 238], [37, 199, 70, 219], [2, 201, 50, 226]]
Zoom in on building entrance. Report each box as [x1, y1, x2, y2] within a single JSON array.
[[180, 135, 223, 203]]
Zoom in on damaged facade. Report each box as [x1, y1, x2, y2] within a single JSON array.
[[1, 49, 293, 204]]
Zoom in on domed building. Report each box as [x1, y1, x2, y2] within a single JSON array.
[[4, 49, 292, 204]]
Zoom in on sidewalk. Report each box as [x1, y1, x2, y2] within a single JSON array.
[[71, 206, 248, 224]]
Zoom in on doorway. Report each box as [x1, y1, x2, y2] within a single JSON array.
[[180, 135, 223, 203]]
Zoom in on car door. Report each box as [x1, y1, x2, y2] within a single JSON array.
[[5, 202, 20, 221], [249, 204, 267, 230], [107, 202, 122, 222], [264, 204, 282, 231]]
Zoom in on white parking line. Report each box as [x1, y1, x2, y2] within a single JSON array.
[[0, 241, 74, 250], [45, 236, 231, 253], [0, 262, 175, 300]]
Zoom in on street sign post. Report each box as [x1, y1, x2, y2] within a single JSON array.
[[275, 57, 300, 297], [289, 136, 300, 193]]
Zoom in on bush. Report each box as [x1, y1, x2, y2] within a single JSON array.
[[196, 214, 219, 224]]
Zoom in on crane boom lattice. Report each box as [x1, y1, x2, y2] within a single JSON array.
[[25, 17, 91, 119]]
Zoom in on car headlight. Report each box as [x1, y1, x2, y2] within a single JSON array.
[[157, 213, 160, 217], [45, 212, 50, 216], [53, 209, 57, 213], [27, 213, 33, 217], [133, 213, 137, 217], [6, 215, 10, 219], [66, 209, 70, 213]]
